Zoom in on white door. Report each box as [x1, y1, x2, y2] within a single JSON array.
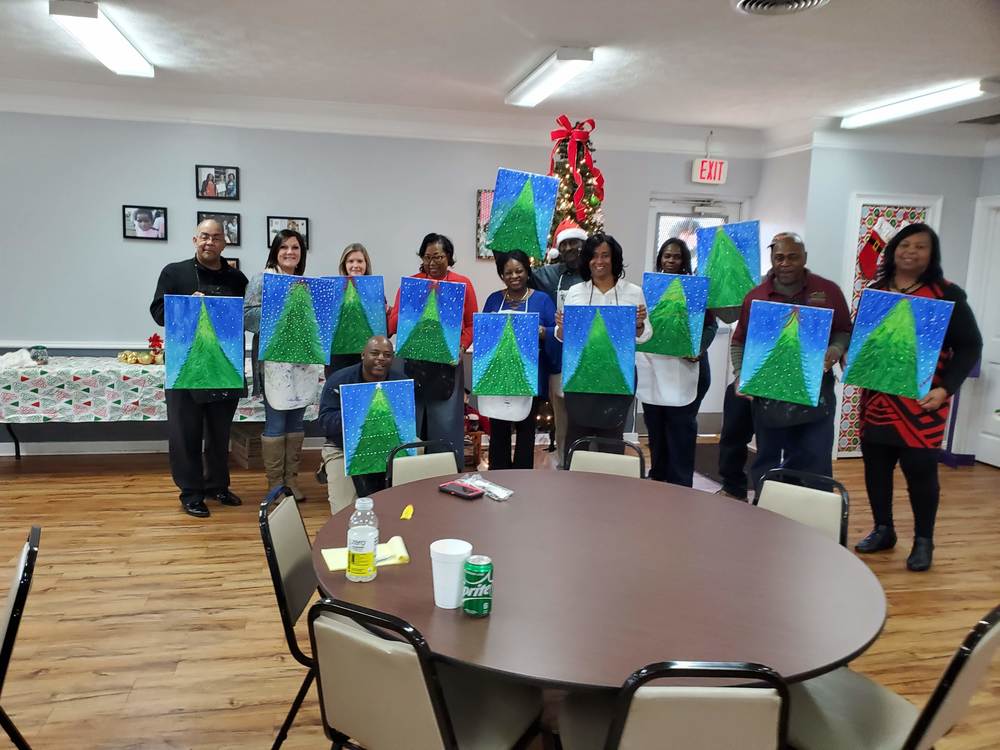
[[957, 197, 1000, 466]]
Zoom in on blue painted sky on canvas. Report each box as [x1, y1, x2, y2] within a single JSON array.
[[487, 168, 559, 253], [340, 379, 417, 469], [562, 305, 636, 390], [741, 300, 833, 404], [471, 312, 539, 390], [695, 220, 761, 280], [259, 274, 338, 356], [164, 295, 244, 387], [397, 277, 465, 361], [642, 272, 709, 354], [326, 275, 388, 335], [844, 289, 954, 395]]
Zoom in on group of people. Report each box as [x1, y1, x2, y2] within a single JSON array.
[[199, 171, 238, 198], [151, 215, 981, 572]]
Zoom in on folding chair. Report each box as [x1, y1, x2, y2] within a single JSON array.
[[386, 440, 459, 487], [754, 468, 849, 546], [567, 437, 645, 479], [0, 526, 41, 750]]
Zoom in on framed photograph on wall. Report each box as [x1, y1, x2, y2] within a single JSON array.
[[226, 258, 241, 271], [476, 188, 494, 259], [195, 164, 240, 200], [197, 211, 241, 246], [267, 216, 309, 249], [123, 205, 167, 241]]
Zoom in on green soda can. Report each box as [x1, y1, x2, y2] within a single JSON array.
[[462, 555, 493, 617]]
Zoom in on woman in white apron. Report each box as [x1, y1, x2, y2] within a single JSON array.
[[637, 238, 717, 486]]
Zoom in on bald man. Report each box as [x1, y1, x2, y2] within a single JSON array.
[[319, 336, 408, 506], [151, 219, 248, 518]]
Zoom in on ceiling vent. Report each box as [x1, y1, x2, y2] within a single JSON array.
[[732, 0, 831, 15]]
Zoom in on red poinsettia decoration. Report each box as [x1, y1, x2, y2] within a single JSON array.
[[148, 333, 164, 353]]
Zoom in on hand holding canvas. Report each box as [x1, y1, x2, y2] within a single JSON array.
[[918, 387, 948, 412]]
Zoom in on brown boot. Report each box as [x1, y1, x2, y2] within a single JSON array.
[[284, 432, 307, 502], [261, 435, 286, 494]]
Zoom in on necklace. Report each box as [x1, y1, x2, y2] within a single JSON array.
[[503, 288, 530, 306], [891, 276, 922, 294]]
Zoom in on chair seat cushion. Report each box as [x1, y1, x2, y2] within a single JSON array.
[[438, 662, 543, 749], [788, 667, 919, 750]]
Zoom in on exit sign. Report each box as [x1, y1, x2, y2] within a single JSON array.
[[692, 158, 728, 185]]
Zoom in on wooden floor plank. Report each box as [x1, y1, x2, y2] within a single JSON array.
[[0, 451, 997, 748]]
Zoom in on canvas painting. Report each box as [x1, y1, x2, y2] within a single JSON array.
[[259, 274, 338, 364], [636, 273, 710, 357], [696, 220, 761, 308], [739, 301, 834, 406], [340, 379, 417, 477], [485, 168, 560, 261], [472, 313, 540, 397], [562, 305, 636, 395], [396, 277, 466, 365], [328, 275, 387, 355], [843, 289, 954, 399], [164, 295, 244, 390]]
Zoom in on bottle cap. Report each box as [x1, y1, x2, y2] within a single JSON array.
[[355, 497, 373, 511]]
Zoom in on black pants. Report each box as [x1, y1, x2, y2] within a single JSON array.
[[861, 440, 940, 539], [165, 390, 239, 502], [489, 398, 540, 470], [718, 382, 754, 497], [643, 359, 711, 487], [352, 472, 387, 498]]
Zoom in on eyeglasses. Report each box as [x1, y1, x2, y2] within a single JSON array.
[[198, 233, 225, 242]]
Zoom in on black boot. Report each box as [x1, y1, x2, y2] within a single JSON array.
[[855, 525, 897, 553], [906, 537, 934, 572]]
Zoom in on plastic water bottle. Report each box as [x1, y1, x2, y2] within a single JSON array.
[[346, 497, 379, 582]]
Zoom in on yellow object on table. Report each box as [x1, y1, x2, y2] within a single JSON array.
[[400, 504, 414, 520], [321, 535, 410, 572]]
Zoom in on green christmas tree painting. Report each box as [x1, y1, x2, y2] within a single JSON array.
[[168, 298, 243, 390], [397, 279, 464, 365], [472, 313, 537, 397], [739, 301, 833, 406], [342, 380, 416, 476], [260, 278, 329, 364], [485, 169, 559, 261], [697, 221, 760, 309], [331, 278, 375, 355], [563, 307, 634, 395], [843, 289, 953, 400], [636, 274, 708, 357]]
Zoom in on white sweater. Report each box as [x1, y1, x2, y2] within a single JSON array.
[[558, 278, 653, 344]]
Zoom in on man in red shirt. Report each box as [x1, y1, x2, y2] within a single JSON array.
[[730, 233, 852, 493]]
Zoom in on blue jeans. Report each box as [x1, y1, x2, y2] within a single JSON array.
[[750, 410, 835, 494], [263, 397, 306, 437]]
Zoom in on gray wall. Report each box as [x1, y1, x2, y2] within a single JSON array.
[[752, 150, 812, 268], [980, 155, 1000, 196], [0, 111, 761, 347], [803, 147, 985, 288]]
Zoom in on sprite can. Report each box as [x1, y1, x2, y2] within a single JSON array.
[[462, 555, 493, 617]]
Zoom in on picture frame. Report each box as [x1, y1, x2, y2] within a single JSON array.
[[267, 216, 310, 249], [476, 188, 494, 260], [225, 258, 240, 271], [195, 164, 240, 200], [197, 211, 241, 247], [123, 205, 167, 241]]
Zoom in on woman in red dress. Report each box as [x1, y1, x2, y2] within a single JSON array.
[[854, 223, 982, 571]]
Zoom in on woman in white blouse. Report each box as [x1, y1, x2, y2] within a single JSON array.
[[555, 233, 651, 466]]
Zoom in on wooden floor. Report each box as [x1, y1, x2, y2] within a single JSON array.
[[0, 450, 998, 749]]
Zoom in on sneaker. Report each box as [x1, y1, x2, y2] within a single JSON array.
[[855, 525, 897, 553]]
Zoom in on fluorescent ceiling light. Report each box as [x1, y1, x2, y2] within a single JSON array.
[[505, 48, 593, 107], [49, 0, 154, 78], [839, 80, 994, 129]]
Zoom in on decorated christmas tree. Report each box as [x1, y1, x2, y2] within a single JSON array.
[[262, 281, 326, 363], [548, 115, 605, 241], [398, 286, 455, 364], [488, 179, 544, 259], [173, 300, 243, 389], [475, 316, 534, 395], [565, 310, 631, 395], [741, 308, 811, 405], [637, 278, 694, 356], [331, 278, 375, 355], [348, 385, 403, 475], [704, 230, 756, 308], [846, 298, 919, 397]]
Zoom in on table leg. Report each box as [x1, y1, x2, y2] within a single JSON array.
[[4, 424, 20, 460]]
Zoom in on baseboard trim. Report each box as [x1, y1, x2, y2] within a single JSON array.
[[0, 437, 327, 457]]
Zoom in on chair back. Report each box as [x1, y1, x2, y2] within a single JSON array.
[[259, 487, 317, 667], [606, 661, 788, 750], [309, 599, 456, 749], [755, 468, 849, 546], [0, 526, 40, 694], [567, 437, 645, 479], [905, 603, 1000, 750], [387, 440, 459, 487]]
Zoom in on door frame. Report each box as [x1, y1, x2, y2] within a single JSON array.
[[644, 196, 745, 274], [951, 194, 1000, 460]]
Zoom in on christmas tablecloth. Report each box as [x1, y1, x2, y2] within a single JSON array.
[[0, 357, 319, 423]]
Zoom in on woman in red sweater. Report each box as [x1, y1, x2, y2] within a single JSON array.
[[388, 233, 478, 467]]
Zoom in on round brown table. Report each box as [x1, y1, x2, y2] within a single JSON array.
[[312, 470, 886, 690]]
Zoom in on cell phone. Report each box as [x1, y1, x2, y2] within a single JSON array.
[[438, 480, 484, 500]]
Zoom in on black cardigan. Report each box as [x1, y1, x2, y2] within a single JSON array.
[[150, 257, 248, 326]]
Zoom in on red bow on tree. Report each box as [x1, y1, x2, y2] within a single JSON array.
[[548, 115, 606, 223]]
